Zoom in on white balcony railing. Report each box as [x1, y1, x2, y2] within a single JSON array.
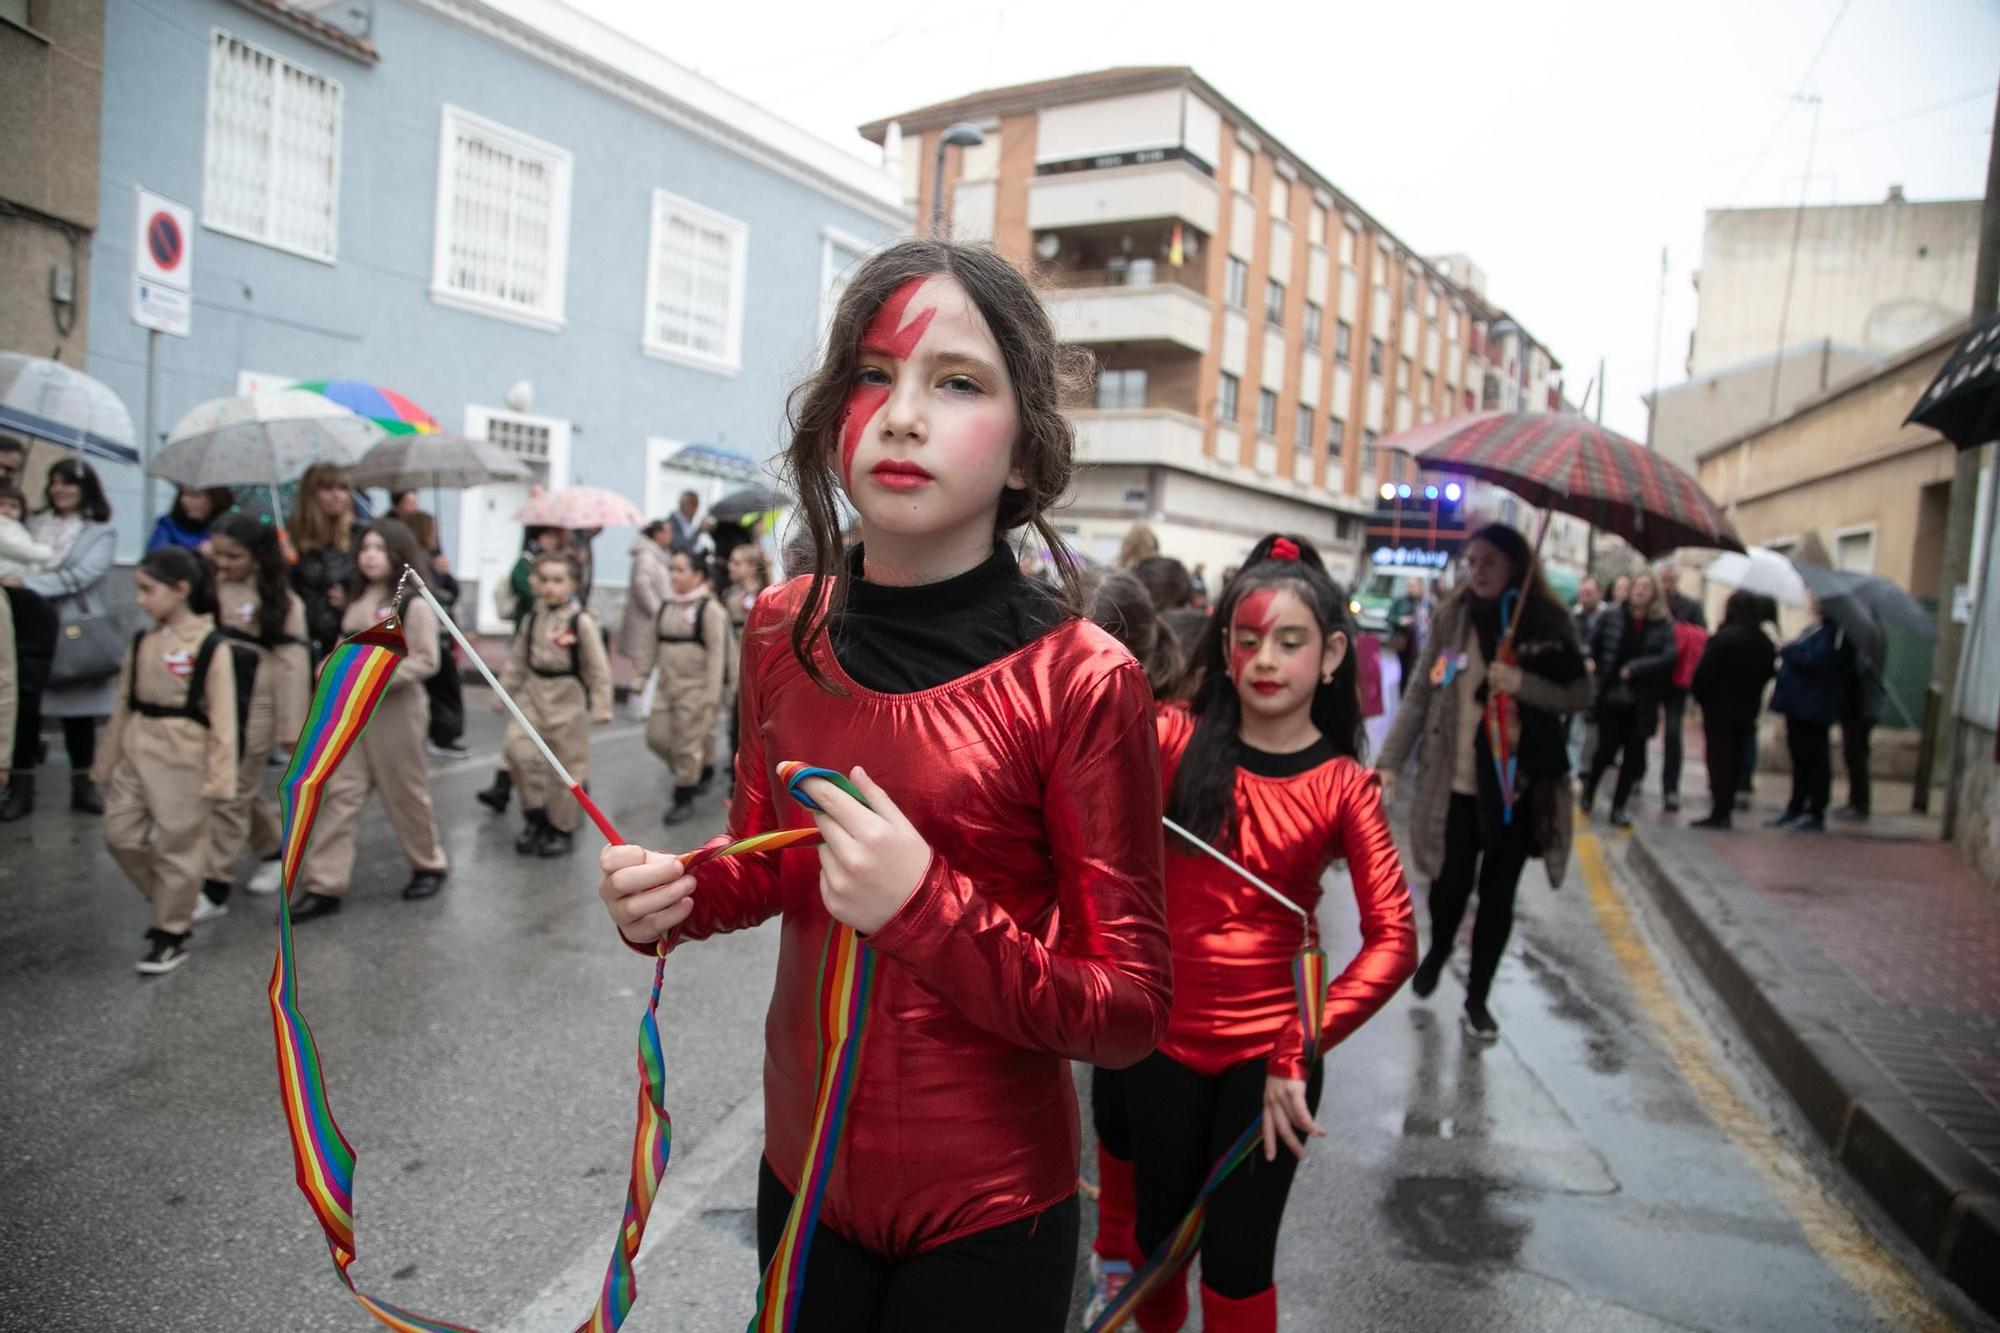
[[1044, 282, 1213, 355], [1027, 158, 1221, 234]]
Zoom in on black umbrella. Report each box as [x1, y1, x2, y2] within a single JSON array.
[[710, 485, 787, 523], [1905, 313, 2000, 448], [1792, 562, 1923, 674]]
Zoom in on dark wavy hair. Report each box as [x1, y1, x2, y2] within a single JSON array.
[[1458, 521, 1569, 638], [138, 545, 217, 617], [43, 457, 111, 523], [779, 238, 1091, 688], [1083, 567, 1183, 701], [1166, 533, 1364, 848], [216, 512, 294, 645]]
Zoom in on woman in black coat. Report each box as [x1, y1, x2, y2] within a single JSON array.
[[1581, 570, 1678, 826], [1689, 590, 1776, 829]]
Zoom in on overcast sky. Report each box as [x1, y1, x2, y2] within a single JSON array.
[[573, 0, 1998, 438]]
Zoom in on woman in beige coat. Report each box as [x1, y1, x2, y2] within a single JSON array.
[[288, 520, 448, 920], [631, 548, 726, 825]]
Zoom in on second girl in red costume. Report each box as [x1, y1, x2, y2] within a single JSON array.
[[597, 239, 1171, 1331], [1125, 534, 1414, 1333]]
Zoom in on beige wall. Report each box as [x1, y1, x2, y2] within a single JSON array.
[[0, 0, 104, 370], [1697, 341, 1958, 596], [1648, 341, 1880, 471], [1689, 198, 1977, 377]]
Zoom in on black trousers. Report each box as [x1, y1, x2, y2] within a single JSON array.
[[425, 635, 464, 744], [1784, 717, 1832, 817], [1661, 688, 1689, 798], [1703, 716, 1750, 820], [1127, 1050, 1324, 1299], [1586, 703, 1649, 811], [1093, 1063, 1133, 1160], [1427, 791, 1534, 1005], [1840, 715, 1874, 815], [755, 1155, 1078, 1332]]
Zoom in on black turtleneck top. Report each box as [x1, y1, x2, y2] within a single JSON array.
[[829, 544, 1067, 694]]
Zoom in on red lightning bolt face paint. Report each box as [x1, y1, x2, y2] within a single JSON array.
[[840, 278, 938, 489], [1228, 587, 1280, 684]]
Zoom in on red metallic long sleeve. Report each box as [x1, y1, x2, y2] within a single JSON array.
[[655, 580, 1170, 1258], [1154, 707, 1415, 1080]]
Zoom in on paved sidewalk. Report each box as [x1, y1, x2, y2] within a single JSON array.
[[1619, 753, 2000, 1316]]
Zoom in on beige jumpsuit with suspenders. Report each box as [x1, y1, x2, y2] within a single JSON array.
[[635, 592, 727, 793], [499, 600, 613, 832], [98, 617, 239, 935], [208, 578, 310, 881], [292, 589, 448, 897]]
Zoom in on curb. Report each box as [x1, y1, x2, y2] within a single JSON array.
[[1625, 825, 2000, 1318]]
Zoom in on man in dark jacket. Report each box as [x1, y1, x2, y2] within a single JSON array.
[[1835, 640, 1887, 821], [1657, 564, 1707, 811], [1767, 606, 1845, 831], [1689, 591, 1776, 829]]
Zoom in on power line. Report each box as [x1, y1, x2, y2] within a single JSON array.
[[1727, 0, 1854, 208]]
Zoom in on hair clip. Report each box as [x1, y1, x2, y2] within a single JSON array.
[[1270, 537, 1301, 562]]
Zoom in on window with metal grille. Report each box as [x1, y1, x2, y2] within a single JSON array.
[[203, 30, 341, 262], [432, 105, 572, 328], [645, 189, 748, 372], [486, 414, 552, 465], [1335, 320, 1352, 362]]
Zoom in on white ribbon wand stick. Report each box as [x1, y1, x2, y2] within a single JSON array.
[[1161, 815, 1307, 917]]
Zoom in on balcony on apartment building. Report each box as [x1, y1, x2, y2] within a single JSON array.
[[1036, 221, 1213, 357]]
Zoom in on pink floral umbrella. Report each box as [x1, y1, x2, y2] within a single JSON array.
[[514, 485, 643, 530]]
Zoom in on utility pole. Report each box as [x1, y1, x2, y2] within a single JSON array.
[[1925, 79, 2000, 830]]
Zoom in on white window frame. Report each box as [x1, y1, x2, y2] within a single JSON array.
[[458, 403, 573, 631], [430, 104, 573, 332], [1833, 524, 1878, 574], [201, 28, 343, 264], [820, 225, 874, 336], [642, 187, 749, 376]]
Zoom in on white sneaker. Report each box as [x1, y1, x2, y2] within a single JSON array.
[[245, 858, 284, 896], [191, 894, 229, 925]]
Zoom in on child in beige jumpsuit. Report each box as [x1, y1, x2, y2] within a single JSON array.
[[499, 552, 612, 857], [288, 520, 449, 920], [202, 512, 311, 914], [633, 547, 726, 825], [99, 547, 239, 975]]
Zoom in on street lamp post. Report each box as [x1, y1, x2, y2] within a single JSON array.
[[931, 122, 986, 237]]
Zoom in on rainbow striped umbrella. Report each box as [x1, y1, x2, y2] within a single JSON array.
[[292, 379, 439, 437]]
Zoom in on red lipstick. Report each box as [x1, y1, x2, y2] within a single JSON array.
[[870, 459, 933, 491], [1249, 680, 1283, 695]]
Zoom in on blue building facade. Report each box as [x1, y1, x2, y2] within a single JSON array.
[[87, 0, 904, 627]]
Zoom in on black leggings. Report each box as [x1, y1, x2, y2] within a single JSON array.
[[1587, 702, 1650, 810], [754, 1155, 1078, 1332], [1126, 1051, 1325, 1300], [1093, 1063, 1133, 1160], [1426, 791, 1534, 1006]]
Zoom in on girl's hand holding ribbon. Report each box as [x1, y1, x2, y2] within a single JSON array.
[[599, 844, 698, 946], [795, 765, 930, 934], [1262, 1073, 1325, 1161]]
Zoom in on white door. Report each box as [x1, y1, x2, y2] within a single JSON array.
[[460, 406, 572, 634]]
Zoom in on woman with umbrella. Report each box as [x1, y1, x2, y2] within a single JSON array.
[[288, 463, 359, 662], [1376, 523, 1590, 1040], [145, 486, 235, 555]]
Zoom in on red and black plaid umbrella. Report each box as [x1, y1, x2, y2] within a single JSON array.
[[1387, 411, 1743, 556]]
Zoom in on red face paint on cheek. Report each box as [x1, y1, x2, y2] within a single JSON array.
[[1228, 588, 1279, 683], [841, 278, 938, 489]]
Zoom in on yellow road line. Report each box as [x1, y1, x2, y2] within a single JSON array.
[[1572, 828, 1960, 1332]]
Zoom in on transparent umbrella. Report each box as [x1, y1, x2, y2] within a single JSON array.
[[0, 352, 137, 465]]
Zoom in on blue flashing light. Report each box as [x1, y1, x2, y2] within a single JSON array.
[[1397, 483, 1412, 498], [1424, 484, 1439, 500]]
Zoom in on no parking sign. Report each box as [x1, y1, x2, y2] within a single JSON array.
[[132, 187, 192, 337]]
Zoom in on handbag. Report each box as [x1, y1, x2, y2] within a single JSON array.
[[48, 591, 124, 686]]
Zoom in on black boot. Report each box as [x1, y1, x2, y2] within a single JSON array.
[[70, 773, 104, 815], [694, 763, 716, 795], [0, 772, 33, 822], [516, 809, 548, 855], [476, 769, 512, 813], [662, 785, 696, 825], [1578, 775, 1599, 817], [535, 823, 575, 857], [1411, 947, 1447, 999]]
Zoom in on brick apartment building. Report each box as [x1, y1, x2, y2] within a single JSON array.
[[860, 66, 1568, 583]]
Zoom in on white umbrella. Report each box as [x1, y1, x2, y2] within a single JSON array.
[[0, 352, 137, 465], [1704, 547, 1808, 606], [351, 434, 530, 491], [153, 390, 383, 488]]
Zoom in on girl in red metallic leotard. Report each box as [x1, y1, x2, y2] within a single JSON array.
[[596, 239, 1172, 1332], [1123, 534, 1415, 1333]]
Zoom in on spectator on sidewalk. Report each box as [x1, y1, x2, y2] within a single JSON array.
[[1114, 521, 1159, 570], [289, 463, 358, 662], [1657, 563, 1708, 813], [1580, 570, 1677, 827], [144, 486, 233, 555], [404, 510, 467, 758], [1570, 576, 1605, 770], [1689, 591, 1776, 830], [1766, 600, 1845, 832], [22, 459, 118, 815], [666, 490, 706, 557], [1607, 573, 1631, 608], [1835, 637, 1887, 823]]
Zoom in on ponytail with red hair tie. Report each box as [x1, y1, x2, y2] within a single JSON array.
[[1269, 536, 1301, 562]]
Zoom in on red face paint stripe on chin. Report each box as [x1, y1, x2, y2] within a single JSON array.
[[840, 278, 938, 488]]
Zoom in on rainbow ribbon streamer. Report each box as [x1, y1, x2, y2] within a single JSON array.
[[1088, 946, 1330, 1332], [269, 619, 871, 1331]]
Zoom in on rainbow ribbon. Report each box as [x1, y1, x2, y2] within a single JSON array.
[[1486, 588, 1522, 825], [269, 618, 871, 1331], [1086, 946, 1330, 1333]]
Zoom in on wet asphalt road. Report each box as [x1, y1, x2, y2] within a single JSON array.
[[0, 707, 1983, 1331]]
